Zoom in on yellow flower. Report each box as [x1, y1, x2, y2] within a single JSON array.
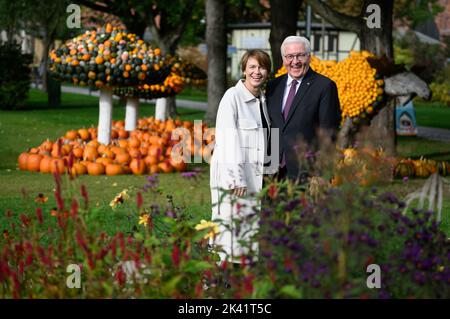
[[110, 189, 130, 210], [194, 219, 220, 240], [138, 214, 150, 227]]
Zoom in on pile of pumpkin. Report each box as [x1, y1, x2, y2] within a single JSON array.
[[17, 118, 213, 176], [113, 73, 185, 100], [394, 158, 450, 178], [48, 24, 171, 89], [170, 57, 207, 87], [276, 51, 384, 126]]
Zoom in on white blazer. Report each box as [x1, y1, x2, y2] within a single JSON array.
[[210, 79, 275, 193], [210, 79, 275, 262]]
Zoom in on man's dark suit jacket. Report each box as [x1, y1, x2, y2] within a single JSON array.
[[266, 67, 341, 180]]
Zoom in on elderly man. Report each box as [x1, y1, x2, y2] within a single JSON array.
[[266, 36, 341, 182]]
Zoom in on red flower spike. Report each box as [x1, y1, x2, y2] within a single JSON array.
[[171, 244, 180, 267], [80, 185, 89, 209], [70, 199, 79, 218], [36, 207, 43, 224], [136, 192, 143, 210], [268, 183, 278, 199]]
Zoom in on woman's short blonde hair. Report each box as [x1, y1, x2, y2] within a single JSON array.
[[241, 49, 271, 73]]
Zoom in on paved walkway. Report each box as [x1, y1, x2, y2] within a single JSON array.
[[417, 126, 450, 142], [59, 85, 450, 141]]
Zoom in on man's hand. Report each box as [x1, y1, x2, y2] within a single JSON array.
[[230, 187, 247, 197]]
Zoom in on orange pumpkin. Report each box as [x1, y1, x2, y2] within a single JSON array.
[[39, 156, 52, 173], [96, 157, 113, 166], [66, 130, 78, 140], [111, 146, 126, 155], [18, 152, 29, 170], [169, 158, 187, 172], [130, 158, 146, 175], [72, 147, 84, 159], [118, 129, 129, 139], [118, 139, 128, 149], [149, 164, 159, 174], [144, 155, 158, 166], [27, 154, 43, 171], [115, 152, 131, 165], [129, 137, 140, 148], [83, 146, 98, 161], [97, 144, 107, 155], [50, 158, 66, 174], [87, 162, 105, 175], [149, 146, 163, 158], [139, 146, 148, 156], [78, 128, 90, 141], [61, 144, 72, 156], [128, 148, 141, 159], [158, 161, 173, 174], [111, 129, 119, 139], [40, 140, 53, 152], [70, 162, 87, 177], [87, 139, 99, 148], [105, 163, 123, 176]]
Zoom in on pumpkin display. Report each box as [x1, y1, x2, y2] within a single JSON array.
[[394, 161, 415, 178], [113, 73, 185, 100], [17, 117, 213, 175], [48, 24, 171, 89], [393, 157, 450, 178], [276, 51, 384, 126], [437, 161, 450, 177], [48, 24, 175, 145]]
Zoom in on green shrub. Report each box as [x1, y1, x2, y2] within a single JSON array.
[[0, 42, 32, 110], [429, 82, 450, 107]]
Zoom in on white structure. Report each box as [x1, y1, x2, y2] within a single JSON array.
[[228, 22, 360, 80]]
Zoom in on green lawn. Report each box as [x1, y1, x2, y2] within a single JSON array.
[[0, 89, 449, 235], [414, 100, 450, 130]]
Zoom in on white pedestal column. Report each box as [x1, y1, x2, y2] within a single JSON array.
[[155, 97, 167, 121], [125, 97, 139, 131], [98, 88, 113, 145]]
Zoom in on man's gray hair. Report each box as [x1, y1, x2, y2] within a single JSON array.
[[280, 36, 311, 56]]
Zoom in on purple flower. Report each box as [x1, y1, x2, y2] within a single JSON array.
[[143, 173, 159, 192], [413, 271, 426, 285], [285, 200, 300, 211], [166, 210, 176, 218], [181, 171, 199, 179], [403, 176, 409, 183]]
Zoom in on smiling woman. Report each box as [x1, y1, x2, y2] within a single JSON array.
[[209, 49, 277, 265]]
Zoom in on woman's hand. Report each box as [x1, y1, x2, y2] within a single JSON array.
[[230, 187, 247, 197]]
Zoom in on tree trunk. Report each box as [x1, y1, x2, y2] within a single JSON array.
[[204, 0, 227, 126], [47, 77, 61, 107], [358, 0, 393, 58], [360, 0, 395, 154], [308, 0, 395, 152], [41, 31, 50, 92], [269, 0, 302, 71], [166, 96, 177, 118], [98, 88, 113, 145]]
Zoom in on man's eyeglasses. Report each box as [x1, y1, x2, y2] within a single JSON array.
[[283, 53, 310, 62]]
